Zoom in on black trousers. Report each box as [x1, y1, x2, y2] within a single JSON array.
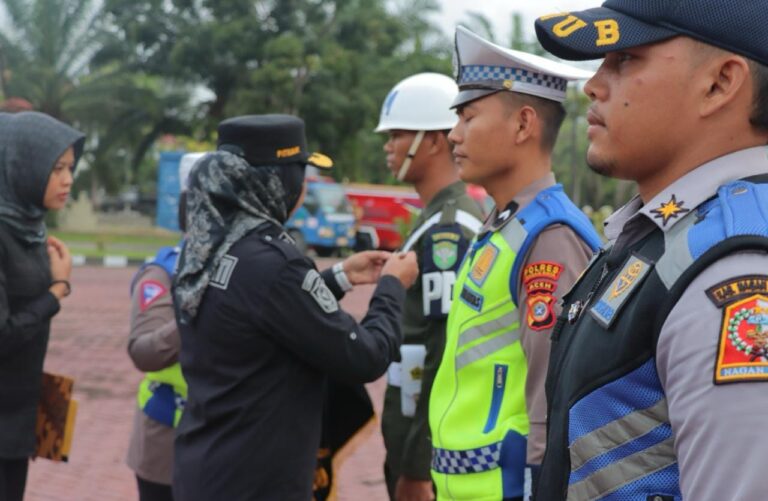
[[137, 475, 174, 501], [0, 458, 27, 501]]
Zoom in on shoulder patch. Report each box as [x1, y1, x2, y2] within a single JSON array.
[[431, 231, 461, 271], [210, 255, 239, 290], [707, 276, 768, 384], [526, 293, 556, 331], [714, 293, 768, 384], [302, 269, 339, 314], [590, 254, 652, 328], [706, 275, 768, 307], [139, 280, 168, 311]]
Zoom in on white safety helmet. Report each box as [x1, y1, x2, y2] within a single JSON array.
[[179, 152, 207, 192], [374, 72, 459, 133]]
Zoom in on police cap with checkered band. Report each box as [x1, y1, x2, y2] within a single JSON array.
[[535, 0, 768, 65], [452, 25, 594, 108]]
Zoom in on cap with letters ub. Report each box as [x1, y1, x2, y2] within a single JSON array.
[[452, 25, 594, 108], [535, 0, 768, 66]]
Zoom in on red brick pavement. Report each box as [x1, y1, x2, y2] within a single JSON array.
[[27, 263, 390, 501]]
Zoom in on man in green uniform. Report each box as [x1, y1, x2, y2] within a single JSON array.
[[376, 72, 485, 501], [428, 27, 602, 501]]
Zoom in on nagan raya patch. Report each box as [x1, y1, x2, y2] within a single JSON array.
[[707, 275, 768, 384], [522, 261, 564, 331]]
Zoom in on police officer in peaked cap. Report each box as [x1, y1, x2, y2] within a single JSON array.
[[534, 1, 768, 499], [428, 27, 602, 501], [171, 114, 418, 501]]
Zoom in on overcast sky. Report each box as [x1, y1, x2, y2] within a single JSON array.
[[432, 0, 599, 41]]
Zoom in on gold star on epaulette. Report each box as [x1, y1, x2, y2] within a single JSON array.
[[650, 194, 690, 226], [410, 366, 423, 381]]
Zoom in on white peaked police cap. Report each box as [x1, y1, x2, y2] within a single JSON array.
[[179, 152, 207, 192], [452, 25, 594, 107]]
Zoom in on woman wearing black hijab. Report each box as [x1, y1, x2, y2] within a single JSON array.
[[0, 111, 85, 500]]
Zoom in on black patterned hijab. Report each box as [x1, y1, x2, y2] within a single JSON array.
[[0, 112, 85, 245], [173, 150, 303, 322]]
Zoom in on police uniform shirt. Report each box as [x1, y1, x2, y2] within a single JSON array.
[[174, 223, 405, 501], [487, 172, 595, 465], [596, 147, 768, 501], [382, 181, 483, 482], [126, 265, 179, 485]]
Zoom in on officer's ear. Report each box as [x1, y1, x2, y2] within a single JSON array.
[[698, 51, 752, 119], [513, 105, 538, 146], [426, 130, 450, 155]]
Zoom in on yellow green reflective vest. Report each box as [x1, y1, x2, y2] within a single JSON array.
[[429, 186, 602, 500], [137, 363, 187, 428]]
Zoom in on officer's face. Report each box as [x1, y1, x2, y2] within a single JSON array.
[[449, 93, 521, 186], [583, 37, 699, 190], [383, 129, 424, 182]]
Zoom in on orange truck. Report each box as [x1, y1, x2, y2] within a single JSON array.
[[345, 183, 491, 251]]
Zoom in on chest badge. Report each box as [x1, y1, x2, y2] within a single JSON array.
[[650, 194, 690, 226], [590, 254, 652, 328], [469, 243, 499, 287]]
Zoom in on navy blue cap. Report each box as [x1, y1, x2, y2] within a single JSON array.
[[535, 0, 768, 66]]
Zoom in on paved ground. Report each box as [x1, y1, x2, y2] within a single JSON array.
[[26, 263, 390, 501]]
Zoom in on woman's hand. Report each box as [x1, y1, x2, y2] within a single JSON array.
[[47, 236, 72, 299], [342, 250, 392, 285]]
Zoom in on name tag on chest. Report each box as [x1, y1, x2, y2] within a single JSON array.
[[590, 254, 652, 328]]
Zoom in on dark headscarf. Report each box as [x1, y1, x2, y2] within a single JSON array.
[[173, 150, 305, 322], [0, 112, 85, 245]]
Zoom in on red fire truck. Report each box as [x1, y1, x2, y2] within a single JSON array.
[[345, 183, 491, 251]]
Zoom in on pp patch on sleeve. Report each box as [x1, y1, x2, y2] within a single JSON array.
[[707, 276, 768, 384], [139, 280, 168, 312], [302, 269, 339, 314]]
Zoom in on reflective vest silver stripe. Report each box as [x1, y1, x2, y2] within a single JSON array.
[[569, 398, 669, 470], [567, 436, 676, 501], [458, 309, 519, 348], [500, 218, 528, 254], [455, 329, 522, 371], [401, 210, 484, 252], [655, 211, 698, 289]]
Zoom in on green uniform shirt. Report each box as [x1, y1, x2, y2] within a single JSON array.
[[382, 181, 484, 485]]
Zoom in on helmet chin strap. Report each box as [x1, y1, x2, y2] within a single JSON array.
[[396, 130, 426, 182]]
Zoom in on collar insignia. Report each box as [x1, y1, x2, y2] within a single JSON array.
[[650, 194, 690, 226]]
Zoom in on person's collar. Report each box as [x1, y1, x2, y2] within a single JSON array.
[[485, 172, 556, 232], [425, 180, 466, 212], [639, 146, 768, 232]]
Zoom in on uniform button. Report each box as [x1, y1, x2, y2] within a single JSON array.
[[653, 496, 663, 501], [264, 235, 273, 241], [349, 332, 357, 340]]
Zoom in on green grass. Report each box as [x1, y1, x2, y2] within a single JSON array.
[[51, 230, 181, 259]]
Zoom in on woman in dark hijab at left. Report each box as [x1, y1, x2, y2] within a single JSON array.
[[0, 111, 84, 501]]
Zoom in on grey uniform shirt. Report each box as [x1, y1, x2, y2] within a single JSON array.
[[486, 173, 595, 464], [602, 146, 768, 501]]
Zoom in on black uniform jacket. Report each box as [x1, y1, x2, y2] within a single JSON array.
[[173, 223, 405, 501], [0, 221, 60, 457]]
